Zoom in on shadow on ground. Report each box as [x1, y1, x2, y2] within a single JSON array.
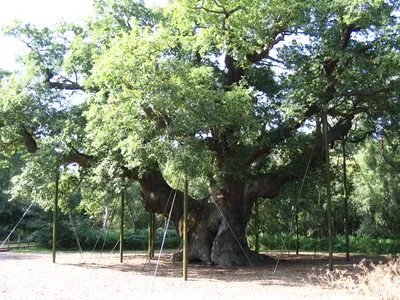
[[58, 251, 389, 285]]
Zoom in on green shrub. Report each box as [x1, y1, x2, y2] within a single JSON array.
[[249, 233, 400, 254]]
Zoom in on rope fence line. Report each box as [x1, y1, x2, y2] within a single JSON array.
[[96, 200, 118, 268], [273, 133, 317, 275], [66, 205, 87, 267], [141, 183, 176, 272], [1, 202, 34, 249], [150, 188, 178, 292], [89, 200, 117, 258]]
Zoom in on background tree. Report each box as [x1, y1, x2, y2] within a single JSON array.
[[351, 139, 400, 239]]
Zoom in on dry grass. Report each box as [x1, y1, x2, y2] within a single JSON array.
[[309, 256, 400, 300]]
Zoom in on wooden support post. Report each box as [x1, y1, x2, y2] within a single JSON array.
[[120, 188, 125, 263], [254, 199, 260, 253], [183, 178, 188, 281], [323, 113, 333, 271], [342, 138, 350, 261], [296, 207, 299, 255], [148, 213, 155, 260], [151, 214, 155, 258], [52, 167, 59, 264], [148, 214, 151, 260]]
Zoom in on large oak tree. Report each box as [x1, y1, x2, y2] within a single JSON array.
[[1, 0, 399, 265]]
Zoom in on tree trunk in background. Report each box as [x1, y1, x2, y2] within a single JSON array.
[[139, 171, 282, 266]]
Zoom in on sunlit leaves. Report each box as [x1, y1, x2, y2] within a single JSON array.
[[277, 0, 399, 125], [351, 139, 400, 237], [2, 0, 400, 217]]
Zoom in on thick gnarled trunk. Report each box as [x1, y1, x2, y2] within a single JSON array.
[[139, 171, 282, 266]]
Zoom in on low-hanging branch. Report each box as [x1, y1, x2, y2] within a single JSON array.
[[245, 30, 285, 64]]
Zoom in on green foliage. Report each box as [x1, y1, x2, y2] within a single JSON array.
[[7, 203, 180, 250], [351, 139, 400, 239], [248, 233, 400, 254], [1, 0, 400, 256]]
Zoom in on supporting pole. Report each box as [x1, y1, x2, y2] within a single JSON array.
[[148, 213, 155, 260], [148, 214, 151, 260], [183, 178, 188, 281], [151, 214, 155, 258], [295, 206, 299, 255], [323, 113, 333, 271], [254, 199, 260, 253], [342, 138, 350, 261], [120, 188, 125, 263], [52, 167, 60, 264]]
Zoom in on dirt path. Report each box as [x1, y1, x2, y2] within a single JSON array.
[[0, 251, 374, 299]]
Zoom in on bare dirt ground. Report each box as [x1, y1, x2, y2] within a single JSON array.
[[0, 250, 383, 300]]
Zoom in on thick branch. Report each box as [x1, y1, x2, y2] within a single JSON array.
[[142, 106, 170, 130], [196, 1, 239, 17], [355, 44, 374, 54], [245, 31, 285, 64], [245, 121, 301, 166], [64, 147, 93, 167], [340, 24, 361, 50], [44, 69, 84, 91], [337, 56, 353, 75], [20, 128, 38, 153], [246, 147, 269, 166], [246, 104, 320, 165], [340, 81, 395, 97], [120, 166, 139, 180], [46, 81, 84, 91], [139, 170, 201, 225], [245, 173, 290, 201], [337, 44, 374, 75], [224, 54, 245, 84], [246, 115, 355, 200], [196, 1, 240, 30]]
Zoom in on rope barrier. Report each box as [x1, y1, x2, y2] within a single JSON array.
[[90, 201, 115, 257], [0, 202, 34, 248], [96, 202, 117, 268], [273, 133, 317, 275], [66, 205, 87, 267], [90, 229, 104, 257], [150, 188, 178, 292], [110, 240, 120, 253], [142, 183, 177, 272]]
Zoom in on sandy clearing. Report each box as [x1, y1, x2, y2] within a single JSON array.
[[0, 251, 370, 300]]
